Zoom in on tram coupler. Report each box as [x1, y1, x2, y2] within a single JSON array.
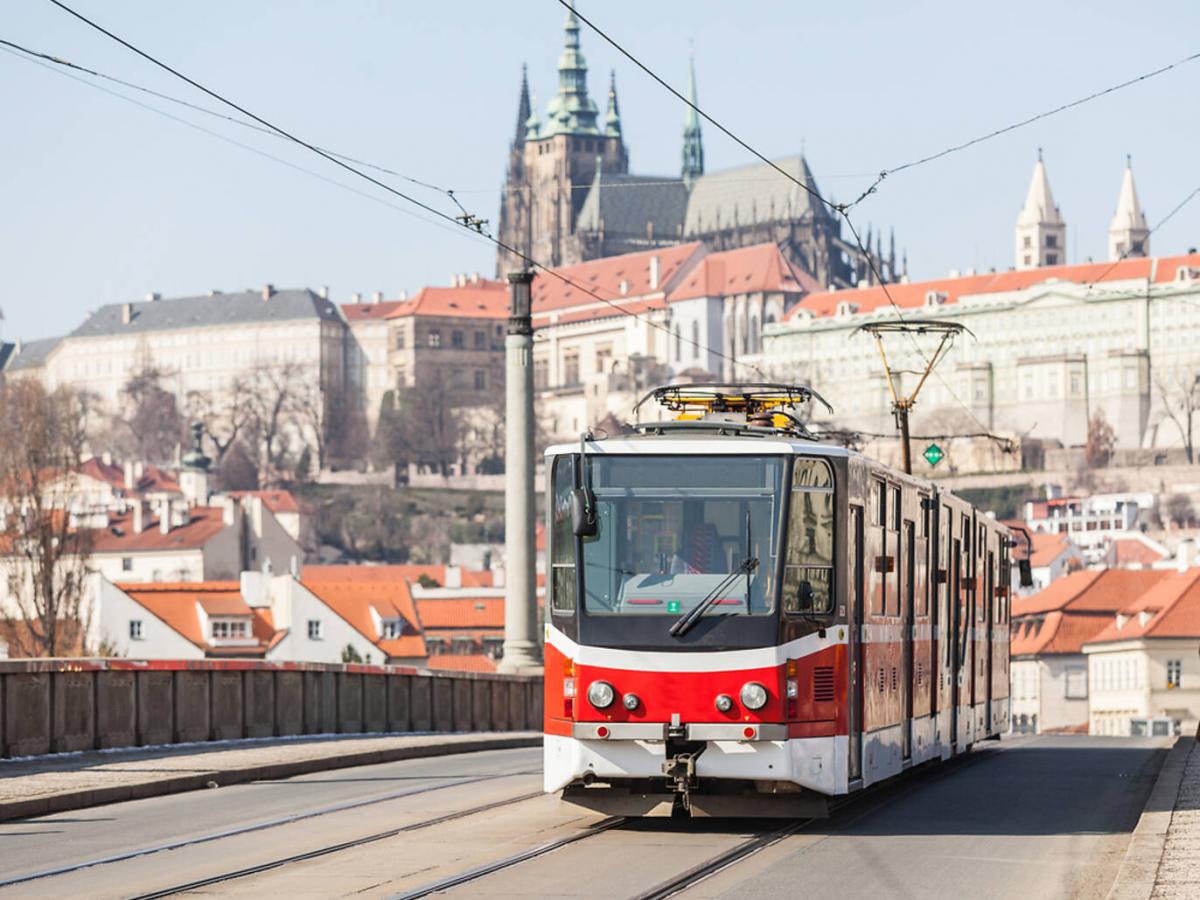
[[662, 742, 706, 813]]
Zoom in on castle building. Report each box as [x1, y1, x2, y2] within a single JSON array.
[[495, 7, 894, 289], [1109, 156, 1150, 262], [1015, 151, 1067, 270]]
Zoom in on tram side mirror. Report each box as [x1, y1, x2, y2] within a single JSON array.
[[1018, 558, 1034, 589], [571, 487, 598, 537]]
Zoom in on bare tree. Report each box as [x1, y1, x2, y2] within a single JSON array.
[[184, 375, 255, 466], [1085, 409, 1116, 469], [118, 363, 184, 463], [0, 380, 92, 657], [240, 362, 308, 485], [1155, 370, 1200, 464], [1166, 493, 1195, 528]]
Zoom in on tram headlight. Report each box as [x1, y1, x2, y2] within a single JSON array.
[[740, 681, 769, 710], [622, 692, 640, 711], [587, 680, 616, 709], [714, 693, 734, 713]]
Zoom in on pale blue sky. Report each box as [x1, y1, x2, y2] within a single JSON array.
[[2, 0, 1197, 341]]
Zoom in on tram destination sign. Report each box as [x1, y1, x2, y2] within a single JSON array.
[[923, 443, 944, 467]]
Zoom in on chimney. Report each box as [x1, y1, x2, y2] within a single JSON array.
[[134, 461, 144, 481], [144, 292, 161, 302], [351, 292, 362, 304], [132, 501, 145, 534], [470, 272, 480, 284], [159, 499, 171, 535], [373, 290, 384, 303], [222, 495, 238, 526], [121, 302, 133, 325], [397, 289, 408, 301], [123, 461, 135, 490], [101, 451, 112, 467], [208, 289, 222, 297], [318, 285, 329, 300], [1177, 538, 1194, 572], [261, 283, 275, 301], [445, 565, 462, 589], [649, 255, 661, 291]]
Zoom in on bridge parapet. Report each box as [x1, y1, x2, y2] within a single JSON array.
[[0, 659, 542, 758]]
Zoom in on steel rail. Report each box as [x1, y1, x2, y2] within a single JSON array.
[[390, 816, 627, 899], [126, 786, 547, 900], [0, 765, 539, 891]]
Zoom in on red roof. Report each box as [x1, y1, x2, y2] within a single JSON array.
[[666, 243, 820, 302], [92, 507, 228, 553], [383, 280, 509, 320], [341, 300, 410, 322], [1011, 611, 1113, 656], [425, 654, 498, 673], [788, 253, 1200, 320], [531, 243, 704, 314], [117, 582, 274, 655], [78, 456, 125, 487], [304, 564, 491, 588], [226, 489, 300, 514], [1014, 532, 1078, 567], [1086, 569, 1200, 644], [1108, 535, 1169, 567], [1012, 569, 1169, 617], [415, 597, 504, 629], [301, 577, 426, 659]]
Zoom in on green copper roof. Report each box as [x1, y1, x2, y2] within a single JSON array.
[[541, 6, 600, 137], [681, 54, 704, 187]]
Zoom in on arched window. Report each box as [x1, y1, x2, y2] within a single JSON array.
[[673, 323, 681, 361], [750, 316, 759, 352], [691, 321, 700, 360]]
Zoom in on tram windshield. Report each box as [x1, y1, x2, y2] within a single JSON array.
[[577, 455, 784, 619]]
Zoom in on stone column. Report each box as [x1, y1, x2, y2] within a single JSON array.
[[499, 270, 543, 674]]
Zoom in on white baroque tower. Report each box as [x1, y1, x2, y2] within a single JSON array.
[[1109, 156, 1150, 261], [1015, 151, 1067, 270]]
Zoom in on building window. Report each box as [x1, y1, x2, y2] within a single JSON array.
[[595, 343, 613, 374], [307, 619, 323, 640], [1023, 255, 1032, 266], [474, 370, 487, 390], [426, 636, 445, 655], [1046, 234, 1058, 249], [1023, 236, 1032, 249], [674, 324, 682, 360], [122, 557, 133, 572], [428, 330, 441, 348], [534, 358, 549, 390], [474, 330, 486, 349], [381, 619, 403, 639], [394, 329, 406, 350], [211, 619, 247, 640], [562, 350, 579, 386], [129, 620, 144, 640], [1046, 253, 1058, 265], [1167, 659, 1182, 688], [451, 330, 464, 349], [692, 321, 700, 360]]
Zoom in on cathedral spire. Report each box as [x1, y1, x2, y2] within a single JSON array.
[[1015, 150, 1066, 269], [1109, 154, 1149, 261], [514, 65, 531, 145], [604, 70, 622, 138], [542, 3, 600, 136], [681, 51, 704, 188]]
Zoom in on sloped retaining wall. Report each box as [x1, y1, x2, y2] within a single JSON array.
[[0, 659, 542, 758]]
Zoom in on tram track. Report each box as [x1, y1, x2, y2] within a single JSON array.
[[0, 768, 540, 892]]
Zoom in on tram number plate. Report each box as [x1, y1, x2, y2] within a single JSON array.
[[667, 600, 681, 613]]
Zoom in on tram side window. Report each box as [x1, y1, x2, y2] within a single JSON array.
[[550, 455, 577, 614], [784, 458, 835, 616], [873, 478, 886, 527]]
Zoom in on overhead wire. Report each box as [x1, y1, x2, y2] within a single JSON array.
[[560, 0, 1019, 445], [39, 0, 764, 378]]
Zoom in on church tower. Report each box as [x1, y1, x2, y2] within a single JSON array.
[[1015, 151, 1066, 270], [681, 55, 704, 188], [1108, 156, 1150, 261], [496, 6, 628, 274]]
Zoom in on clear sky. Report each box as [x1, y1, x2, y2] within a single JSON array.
[[2, 0, 1197, 341]]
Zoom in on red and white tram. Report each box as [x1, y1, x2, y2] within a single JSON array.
[[542, 385, 1017, 817]]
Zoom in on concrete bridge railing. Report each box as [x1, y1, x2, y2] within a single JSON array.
[[0, 659, 543, 758]]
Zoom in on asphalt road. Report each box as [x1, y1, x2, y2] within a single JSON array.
[[0, 735, 1167, 899]]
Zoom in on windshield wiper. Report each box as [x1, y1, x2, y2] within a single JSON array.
[[669, 556, 759, 638]]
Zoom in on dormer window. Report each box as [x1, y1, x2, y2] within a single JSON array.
[[924, 290, 947, 308], [211, 619, 248, 640], [380, 619, 405, 639], [1176, 267, 1198, 283], [835, 300, 858, 317]]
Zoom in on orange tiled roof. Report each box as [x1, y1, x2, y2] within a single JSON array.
[[78, 456, 125, 487], [415, 597, 504, 629], [1012, 569, 1168, 617], [1086, 569, 1200, 644], [1109, 535, 1169, 567], [531, 243, 704, 314], [383, 280, 509, 321], [1014, 532, 1077, 567], [425, 654, 498, 673], [304, 564, 491, 588], [92, 507, 228, 553], [301, 577, 425, 657], [1011, 610, 1113, 656], [196, 594, 253, 616], [665, 243, 820, 302], [788, 253, 1200, 321], [225, 489, 300, 514], [341, 300, 410, 321], [118, 582, 273, 655]]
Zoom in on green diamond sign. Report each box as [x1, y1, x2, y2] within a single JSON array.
[[923, 443, 944, 467]]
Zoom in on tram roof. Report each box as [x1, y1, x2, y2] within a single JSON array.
[[544, 435, 849, 458]]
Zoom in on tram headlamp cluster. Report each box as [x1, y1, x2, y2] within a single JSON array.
[[622, 692, 641, 711], [740, 681, 769, 710], [714, 694, 734, 713], [587, 680, 616, 709]]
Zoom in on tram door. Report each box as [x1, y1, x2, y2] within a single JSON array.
[[985, 548, 995, 734], [901, 519, 915, 760], [950, 532, 962, 749], [848, 505, 865, 781]]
